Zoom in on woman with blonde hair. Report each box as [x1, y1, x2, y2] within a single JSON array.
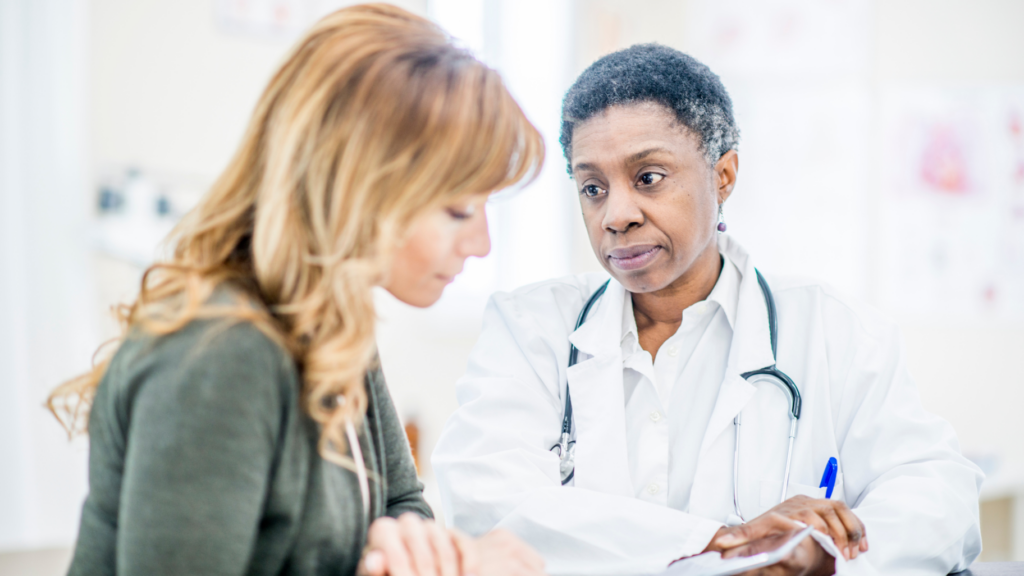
[[49, 4, 546, 575]]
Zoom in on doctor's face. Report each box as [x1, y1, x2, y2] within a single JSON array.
[[383, 194, 491, 307], [570, 102, 737, 294]]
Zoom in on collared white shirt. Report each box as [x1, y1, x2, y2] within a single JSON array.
[[621, 254, 741, 509]]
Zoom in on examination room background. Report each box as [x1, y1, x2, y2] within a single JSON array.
[[2, 0, 1023, 573]]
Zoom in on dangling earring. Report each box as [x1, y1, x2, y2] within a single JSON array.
[[717, 203, 727, 233]]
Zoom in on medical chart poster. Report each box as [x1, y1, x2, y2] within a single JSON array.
[[878, 86, 1024, 320]]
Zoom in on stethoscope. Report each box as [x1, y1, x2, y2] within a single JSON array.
[[551, 269, 802, 522]]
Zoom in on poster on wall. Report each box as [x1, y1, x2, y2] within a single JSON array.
[[879, 87, 1024, 319]]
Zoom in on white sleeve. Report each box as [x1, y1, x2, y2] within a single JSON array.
[[432, 292, 722, 576], [831, 314, 983, 576]]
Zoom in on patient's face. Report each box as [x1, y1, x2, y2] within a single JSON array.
[[383, 194, 491, 307], [570, 102, 734, 294]]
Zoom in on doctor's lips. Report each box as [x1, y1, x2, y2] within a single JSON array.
[[607, 244, 662, 271]]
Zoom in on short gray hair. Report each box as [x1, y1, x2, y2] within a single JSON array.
[[560, 44, 740, 170]]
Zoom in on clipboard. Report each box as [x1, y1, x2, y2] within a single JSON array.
[[658, 525, 815, 576]]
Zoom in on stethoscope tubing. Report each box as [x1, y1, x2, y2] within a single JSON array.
[[555, 269, 803, 518]]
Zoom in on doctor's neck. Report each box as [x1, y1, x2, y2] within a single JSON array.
[[630, 244, 722, 357]]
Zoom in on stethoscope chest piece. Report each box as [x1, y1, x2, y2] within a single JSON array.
[[557, 441, 576, 483], [551, 280, 610, 485]]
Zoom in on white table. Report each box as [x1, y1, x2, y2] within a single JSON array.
[[951, 562, 1024, 575]]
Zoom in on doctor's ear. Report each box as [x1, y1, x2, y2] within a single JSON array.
[[714, 149, 739, 203]]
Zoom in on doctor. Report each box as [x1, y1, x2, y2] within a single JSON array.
[[433, 44, 982, 576]]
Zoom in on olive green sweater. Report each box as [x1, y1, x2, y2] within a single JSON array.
[[68, 318, 431, 576]]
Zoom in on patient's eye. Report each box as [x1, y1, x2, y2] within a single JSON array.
[[637, 172, 664, 186], [581, 184, 605, 198], [446, 205, 476, 220]]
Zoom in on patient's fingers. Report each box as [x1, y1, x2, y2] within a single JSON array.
[[359, 550, 387, 576], [425, 521, 459, 576], [475, 529, 546, 576], [399, 512, 439, 576], [365, 517, 415, 576], [450, 528, 481, 576]]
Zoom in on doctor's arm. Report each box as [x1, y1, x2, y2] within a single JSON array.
[[832, 318, 983, 574], [433, 292, 728, 576]]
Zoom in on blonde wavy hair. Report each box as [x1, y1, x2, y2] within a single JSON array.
[[48, 3, 543, 465]]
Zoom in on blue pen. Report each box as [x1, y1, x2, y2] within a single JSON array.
[[819, 457, 838, 499]]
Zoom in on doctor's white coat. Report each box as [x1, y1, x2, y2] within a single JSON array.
[[432, 236, 982, 576]]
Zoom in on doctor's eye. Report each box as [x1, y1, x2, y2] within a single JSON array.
[[637, 172, 664, 186], [580, 184, 606, 198]]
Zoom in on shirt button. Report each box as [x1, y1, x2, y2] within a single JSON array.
[[667, 345, 679, 357], [647, 483, 660, 495], [695, 302, 708, 314], [649, 411, 662, 422]]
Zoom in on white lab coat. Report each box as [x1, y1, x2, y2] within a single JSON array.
[[432, 235, 982, 576]]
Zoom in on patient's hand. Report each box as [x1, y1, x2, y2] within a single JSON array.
[[359, 513, 462, 576], [721, 528, 835, 576], [453, 528, 546, 576], [358, 514, 545, 576]]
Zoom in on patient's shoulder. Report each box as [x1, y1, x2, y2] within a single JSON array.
[[107, 317, 297, 425]]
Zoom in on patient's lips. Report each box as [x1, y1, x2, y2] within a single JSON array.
[[607, 244, 662, 271]]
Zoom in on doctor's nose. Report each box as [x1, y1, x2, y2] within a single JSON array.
[[601, 188, 644, 234]]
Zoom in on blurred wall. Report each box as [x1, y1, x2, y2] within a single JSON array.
[[0, 0, 94, 552], [872, 0, 1024, 478]]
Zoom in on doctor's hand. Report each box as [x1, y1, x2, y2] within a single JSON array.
[[762, 496, 867, 561], [722, 527, 835, 576], [704, 512, 801, 555]]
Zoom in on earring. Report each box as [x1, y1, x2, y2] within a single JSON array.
[[717, 204, 727, 233]]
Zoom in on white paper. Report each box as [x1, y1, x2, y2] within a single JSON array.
[[660, 526, 832, 576]]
